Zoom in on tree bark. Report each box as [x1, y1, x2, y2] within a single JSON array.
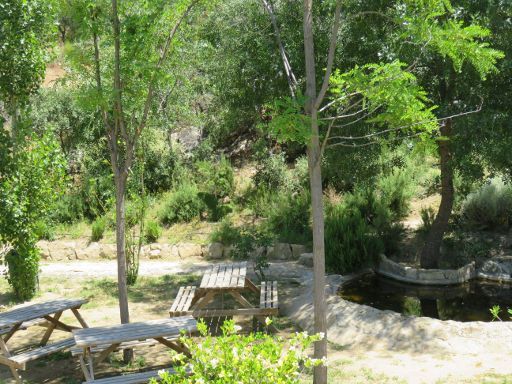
[[420, 119, 454, 269], [303, 1, 327, 382]]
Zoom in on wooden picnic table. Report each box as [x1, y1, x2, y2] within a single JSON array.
[[169, 261, 278, 328], [73, 316, 197, 383], [0, 298, 89, 383]]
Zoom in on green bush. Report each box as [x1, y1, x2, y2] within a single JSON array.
[[461, 178, 512, 229], [253, 153, 289, 192], [151, 319, 323, 384], [34, 220, 55, 241], [325, 203, 383, 274], [195, 156, 235, 199], [265, 191, 311, 244], [210, 218, 241, 245], [159, 184, 205, 225], [325, 188, 404, 274], [91, 218, 106, 242], [5, 246, 40, 301], [378, 169, 415, 220], [144, 220, 162, 243]]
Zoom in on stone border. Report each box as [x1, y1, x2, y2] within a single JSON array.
[[376, 255, 476, 285]]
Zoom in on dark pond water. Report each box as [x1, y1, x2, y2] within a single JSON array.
[[339, 273, 512, 322]]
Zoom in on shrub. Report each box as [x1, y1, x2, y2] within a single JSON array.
[[195, 156, 235, 199], [91, 218, 106, 242], [461, 178, 512, 229], [144, 220, 162, 243], [253, 153, 289, 192], [159, 184, 205, 225], [152, 320, 323, 384], [378, 169, 415, 220], [5, 246, 40, 301], [209, 218, 241, 245], [231, 226, 273, 280], [325, 203, 383, 274], [34, 220, 55, 241], [265, 191, 311, 244]]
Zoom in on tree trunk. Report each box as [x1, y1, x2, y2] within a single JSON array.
[[114, 176, 132, 362], [303, 0, 327, 382], [420, 119, 454, 269]]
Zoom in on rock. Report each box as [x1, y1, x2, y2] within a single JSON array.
[[250, 246, 266, 260], [204, 243, 224, 259], [150, 243, 161, 251], [50, 248, 76, 261], [267, 243, 292, 260], [223, 245, 234, 258], [291, 244, 307, 260], [480, 260, 508, 276], [299, 253, 314, 267], [178, 243, 202, 258], [99, 244, 116, 260], [149, 249, 162, 259]]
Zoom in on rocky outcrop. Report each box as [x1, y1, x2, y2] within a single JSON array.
[[376, 255, 476, 285]]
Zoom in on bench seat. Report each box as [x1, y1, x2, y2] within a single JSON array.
[[3, 337, 75, 369], [169, 286, 196, 317], [0, 318, 48, 336], [260, 281, 278, 314], [70, 336, 179, 356], [84, 368, 175, 384]]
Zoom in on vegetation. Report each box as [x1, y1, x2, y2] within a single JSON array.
[[153, 319, 323, 384]]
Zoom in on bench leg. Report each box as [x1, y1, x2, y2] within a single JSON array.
[[0, 338, 21, 384], [40, 311, 62, 346], [72, 308, 89, 328]]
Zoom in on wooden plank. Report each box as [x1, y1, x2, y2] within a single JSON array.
[[96, 343, 120, 364], [83, 368, 176, 384], [260, 282, 266, 308], [73, 317, 197, 347], [272, 281, 278, 309], [230, 291, 254, 309], [2, 323, 21, 343], [0, 299, 88, 328], [189, 307, 278, 317], [10, 337, 75, 367]]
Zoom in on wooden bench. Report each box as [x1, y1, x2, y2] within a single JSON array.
[[83, 368, 175, 384], [0, 318, 48, 336], [70, 337, 180, 357], [0, 337, 75, 370], [169, 286, 196, 317], [260, 281, 279, 314]]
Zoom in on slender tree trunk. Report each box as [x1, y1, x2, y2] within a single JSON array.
[[420, 119, 454, 269], [303, 1, 327, 382], [114, 175, 133, 362]]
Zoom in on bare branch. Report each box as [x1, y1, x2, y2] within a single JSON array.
[[261, 0, 298, 97], [314, 1, 342, 110], [327, 132, 423, 148]]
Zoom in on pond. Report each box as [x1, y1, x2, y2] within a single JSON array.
[[339, 273, 512, 322]]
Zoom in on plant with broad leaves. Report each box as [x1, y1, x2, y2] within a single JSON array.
[[152, 319, 325, 384]]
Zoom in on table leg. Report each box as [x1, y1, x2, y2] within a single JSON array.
[[40, 311, 63, 346], [154, 337, 191, 358], [72, 308, 89, 328], [0, 337, 21, 384], [43, 315, 77, 332], [245, 278, 260, 294], [79, 352, 94, 382], [3, 323, 21, 343], [97, 343, 120, 364], [192, 290, 217, 310], [229, 291, 254, 309]]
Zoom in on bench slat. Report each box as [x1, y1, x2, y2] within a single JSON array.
[[260, 281, 278, 310], [169, 287, 196, 317], [84, 368, 175, 384], [9, 337, 75, 367]]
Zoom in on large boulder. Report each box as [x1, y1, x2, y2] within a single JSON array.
[[291, 244, 307, 260], [99, 244, 116, 260], [298, 253, 314, 268], [267, 243, 293, 260], [203, 243, 224, 259], [178, 243, 202, 258]]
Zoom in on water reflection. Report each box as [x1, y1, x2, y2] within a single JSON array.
[[339, 273, 512, 322]]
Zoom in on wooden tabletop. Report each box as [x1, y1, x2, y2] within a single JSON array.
[[73, 316, 197, 348], [0, 299, 88, 328], [199, 261, 247, 290]]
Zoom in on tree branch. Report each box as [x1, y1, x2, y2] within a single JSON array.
[[314, 0, 342, 110], [261, 0, 298, 97]]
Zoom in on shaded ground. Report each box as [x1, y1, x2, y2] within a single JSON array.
[[0, 260, 511, 383]]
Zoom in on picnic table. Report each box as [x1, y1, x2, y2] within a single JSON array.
[[169, 261, 278, 329], [0, 298, 89, 383], [72, 316, 197, 384]]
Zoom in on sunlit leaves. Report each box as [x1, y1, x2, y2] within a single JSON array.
[[329, 61, 438, 135], [265, 94, 311, 144]]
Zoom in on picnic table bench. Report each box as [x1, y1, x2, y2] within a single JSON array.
[[73, 316, 197, 384], [0, 298, 89, 383], [169, 261, 279, 329]]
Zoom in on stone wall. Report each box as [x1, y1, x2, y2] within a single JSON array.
[[376, 255, 476, 285], [36, 240, 309, 262]]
